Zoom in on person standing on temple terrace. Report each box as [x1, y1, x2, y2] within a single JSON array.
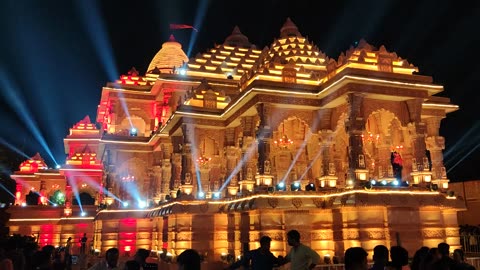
[[80, 233, 88, 255], [88, 248, 121, 270], [177, 249, 201, 270], [281, 230, 320, 270], [228, 236, 279, 270], [453, 249, 476, 270], [370, 245, 389, 270], [344, 247, 368, 270]]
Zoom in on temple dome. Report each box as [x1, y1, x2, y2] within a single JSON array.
[[280, 17, 302, 38], [147, 35, 189, 74], [224, 26, 252, 48]]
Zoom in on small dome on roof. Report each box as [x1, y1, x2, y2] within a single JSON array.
[[280, 17, 302, 38], [147, 35, 189, 74], [224, 26, 252, 48]]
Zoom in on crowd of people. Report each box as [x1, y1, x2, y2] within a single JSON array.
[[345, 242, 476, 270], [1, 231, 478, 270]]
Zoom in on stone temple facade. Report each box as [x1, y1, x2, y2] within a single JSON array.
[[8, 18, 465, 263]]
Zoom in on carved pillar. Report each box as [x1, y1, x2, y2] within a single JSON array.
[[345, 93, 366, 187], [64, 184, 72, 216], [161, 159, 171, 193], [255, 104, 273, 188], [226, 146, 240, 196], [318, 130, 337, 188], [152, 165, 162, 202], [171, 153, 182, 198], [406, 99, 431, 186], [426, 135, 448, 189]]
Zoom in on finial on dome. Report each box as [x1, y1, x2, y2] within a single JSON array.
[[169, 34, 176, 42], [280, 17, 301, 38], [232, 25, 241, 34]]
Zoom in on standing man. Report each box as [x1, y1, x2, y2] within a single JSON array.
[[229, 236, 279, 270], [345, 247, 368, 270], [80, 233, 88, 255], [282, 230, 320, 270]]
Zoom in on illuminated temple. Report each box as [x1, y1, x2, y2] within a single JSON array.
[[8, 18, 465, 262]]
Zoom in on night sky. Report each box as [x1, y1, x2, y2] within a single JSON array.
[[0, 0, 479, 191]]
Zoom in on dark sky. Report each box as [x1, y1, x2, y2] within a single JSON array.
[[0, 0, 479, 183]]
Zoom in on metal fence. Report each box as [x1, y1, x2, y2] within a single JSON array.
[[461, 234, 480, 254]]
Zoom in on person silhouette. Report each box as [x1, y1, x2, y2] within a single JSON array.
[[80, 233, 87, 254]]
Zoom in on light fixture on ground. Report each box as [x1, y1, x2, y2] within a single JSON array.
[[212, 192, 221, 199], [122, 201, 129, 207], [80, 212, 87, 217], [138, 200, 147, 208], [291, 182, 301, 191], [305, 183, 316, 191], [197, 191, 205, 199], [130, 128, 138, 136], [276, 182, 286, 191]]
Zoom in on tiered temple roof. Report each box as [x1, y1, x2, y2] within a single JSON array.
[[18, 153, 48, 173], [185, 26, 262, 80], [240, 18, 328, 88], [327, 39, 419, 78]]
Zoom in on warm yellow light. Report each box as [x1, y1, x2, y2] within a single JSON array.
[[424, 175, 431, 182], [359, 173, 367, 181], [413, 176, 420, 184], [328, 180, 337, 187], [442, 182, 448, 189]]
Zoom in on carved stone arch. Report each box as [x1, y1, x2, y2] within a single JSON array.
[[272, 110, 313, 133], [119, 112, 151, 136]]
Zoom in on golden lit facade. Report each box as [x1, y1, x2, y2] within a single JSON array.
[[8, 18, 465, 262]]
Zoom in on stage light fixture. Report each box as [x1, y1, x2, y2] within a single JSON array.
[[197, 191, 205, 199], [305, 183, 316, 191], [276, 182, 286, 191], [212, 192, 221, 199], [393, 180, 399, 186], [291, 182, 301, 191], [122, 201, 129, 207], [370, 180, 376, 185], [80, 212, 87, 217], [55, 165, 61, 169], [138, 200, 147, 208], [130, 128, 138, 136], [381, 180, 387, 185]]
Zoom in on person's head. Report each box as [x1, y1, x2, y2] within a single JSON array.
[[259, 236, 272, 252], [428, 247, 441, 260], [344, 247, 368, 270], [106, 248, 120, 268], [134, 249, 150, 264], [287, 230, 300, 247], [390, 246, 408, 267], [411, 246, 430, 269], [177, 249, 201, 270], [453, 249, 465, 263], [437, 243, 450, 258], [372, 245, 389, 265]]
